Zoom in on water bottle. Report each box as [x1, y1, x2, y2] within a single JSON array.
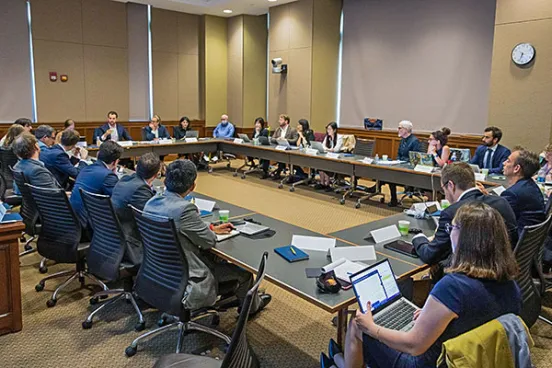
[[537, 167, 546, 184], [374, 154, 379, 163]]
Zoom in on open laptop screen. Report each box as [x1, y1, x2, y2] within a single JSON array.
[[350, 259, 401, 314]]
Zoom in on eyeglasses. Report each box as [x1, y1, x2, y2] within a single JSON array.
[[441, 181, 450, 192], [445, 223, 460, 235]]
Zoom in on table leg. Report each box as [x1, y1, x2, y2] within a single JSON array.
[[336, 308, 348, 346]]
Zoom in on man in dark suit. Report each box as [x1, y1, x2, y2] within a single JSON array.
[[501, 148, 545, 234], [267, 114, 299, 180], [111, 152, 161, 266], [13, 133, 59, 188], [40, 129, 89, 189], [144, 160, 272, 315], [93, 110, 132, 143], [70, 141, 123, 231], [469, 126, 511, 174], [143, 115, 171, 141], [34, 125, 56, 151], [412, 162, 517, 279]]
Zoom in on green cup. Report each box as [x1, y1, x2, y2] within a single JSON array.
[[219, 210, 230, 223], [398, 220, 410, 236]]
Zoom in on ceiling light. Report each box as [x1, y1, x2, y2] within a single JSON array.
[[223, 9, 233, 13], [268, 0, 278, 2]]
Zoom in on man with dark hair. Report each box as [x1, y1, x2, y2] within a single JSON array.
[[267, 114, 298, 180], [34, 125, 56, 151], [111, 153, 162, 266], [13, 133, 59, 188], [470, 126, 511, 174], [412, 162, 517, 279], [501, 148, 545, 234], [93, 110, 132, 143], [144, 159, 272, 314], [40, 129, 89, 188], [70, 141, 124, 229]]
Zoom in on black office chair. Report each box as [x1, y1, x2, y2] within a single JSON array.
[[10, 167, 39, 257], [514, 215, 552, 327], [28, 184, 107, 307], [79, 190, 145, 331], [125, 207, 237, 357], [0, 148, 22, 206], [153, 252, 268, 368], [397, 142, 429, 206]]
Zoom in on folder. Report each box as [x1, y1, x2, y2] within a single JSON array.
[[274, 245, 309, 263]]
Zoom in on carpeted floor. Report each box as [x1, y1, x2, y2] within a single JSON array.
[[2, 166, 552, 367]]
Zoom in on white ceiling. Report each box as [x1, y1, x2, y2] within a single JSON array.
[[112, 0, 297, 17]]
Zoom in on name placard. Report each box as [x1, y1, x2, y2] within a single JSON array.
[[233, 138, 244, 144], [185, 137, 198, 143], [275, 145, 288, 151], [414, 165, 434, 173]]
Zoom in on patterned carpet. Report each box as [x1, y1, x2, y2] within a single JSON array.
[[1, 166, 552, 367]]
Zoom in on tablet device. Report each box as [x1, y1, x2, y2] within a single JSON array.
[[383, 240, 418, 258]]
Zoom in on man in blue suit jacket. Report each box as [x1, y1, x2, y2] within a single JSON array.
[[469, 126, 511, 174], [142, 115, 171, 141], [13, 133, 60, 188], [501, 148, 545, 234], [93, 110, 132, 143], [34, 125, 56, 151], [111, 152, 161, 266], [40, 129, 89, 189], [70, 141, 124, 230]]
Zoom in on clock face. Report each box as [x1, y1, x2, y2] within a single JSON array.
[[512, 43, 535, 66]]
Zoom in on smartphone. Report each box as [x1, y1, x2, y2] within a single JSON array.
[[384, 240, 418, 258]]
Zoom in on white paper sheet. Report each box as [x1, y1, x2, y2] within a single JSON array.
[[194, 198, 216, 213], [330, 246, 376, 262], [291, 235, 336, 252], [492, 185, 506, 195]]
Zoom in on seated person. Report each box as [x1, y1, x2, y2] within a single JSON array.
[[94, 110, 132, 143], [427, 127, 450, 168], [70, 141, 123, 231], [173, 116, 193, 140], [501, 147, 545, 234], [315, 122, 343, 191], [213, 114, 235, 138], [35, 125, 56, 151], [39, 129, 89, 189], [293, 119, 315, 181], [469, 126, 511, 174], [267, 114, 298, 180], [13, 133, 60, 188], [1, 124, 25, 150], [412, 162, 517, 279], [111, 152, 161, 267], [55, 119, 75, 145], [321, 202, 521, 368], [143, 114, 171, 141], [537, 143, 552, 182], [0, 118, 32, 146], [144, 160, 272, 314], [245, 117, 269, 175]]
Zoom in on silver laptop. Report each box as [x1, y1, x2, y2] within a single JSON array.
[[235, 221, 269, 236], [237, 133, 251, 143], [185, 130, 199, 138], [469, 164, 480, 173], [350, 259, 417, 332], [310, 141, 326, 153], [276, 138, 291, 147]]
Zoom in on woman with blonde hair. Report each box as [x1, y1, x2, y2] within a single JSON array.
[[321, 202, 521, 368], [2, 124, 26, 149], [144, 114, 171, 141]]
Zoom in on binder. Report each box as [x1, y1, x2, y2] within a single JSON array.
[[274, 245, 309, 263]]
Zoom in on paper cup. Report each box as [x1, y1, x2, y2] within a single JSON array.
[[398, 220, 410, 236], [219, 210, 230, 223], [481, 168, 489, 177], [382, 155, 389, 161]]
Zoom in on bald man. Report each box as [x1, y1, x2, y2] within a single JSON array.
[[213, 114, 235, 138]]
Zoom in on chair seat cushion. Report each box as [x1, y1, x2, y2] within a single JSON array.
[[153, 353, 222, 368]]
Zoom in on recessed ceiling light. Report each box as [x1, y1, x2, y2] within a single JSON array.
[[268, 0, 278, 2], [223, 9, 233, 13]]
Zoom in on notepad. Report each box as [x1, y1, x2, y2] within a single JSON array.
[[322, 258, 368, 283], [291, 235, 336, 252], [215, 230, 240, 242], [274, 245, 309, 263]]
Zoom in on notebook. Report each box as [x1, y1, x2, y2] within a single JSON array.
[[215, 230, 240, 242], [0, 204, 22, 224], [274, 245, 309, 263]]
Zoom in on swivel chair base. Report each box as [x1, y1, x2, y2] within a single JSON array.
[[18, 235, 37, 257], [234, 159, 263, 179], [83, 288, 145, 331]]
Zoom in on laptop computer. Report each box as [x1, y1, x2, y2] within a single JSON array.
[[310, 141, 326, 153], [449, 148, 471, 163], [185, 130, 199, 138], [237, 133, 251, 143], [469, 164, 480, 173], [235, 221, 269, 236], [349, 259, 417, 332]]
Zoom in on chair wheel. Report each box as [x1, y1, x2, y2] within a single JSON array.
[[46, 299, 57, 308], [82, 320, 93, 329], [211, 314, 220, 326], [158, 317, 168, 327], [226, 163, 231, 168], [241, 175, 246, 179], [39, 266, 48, 274], [125, 346, 137, 357], [339, 199, 345, 205], [355, 203, 361, 209], [24, 244, 33, 251], [289, 187, 295, 192], [90, 297, 99, 305], [35, 283, 44, 292], [134, 322, 146, 331], [208, 168, 213, 174], [233, 173, 238, 177], [380, 198, 385, 203], [278, 184, 283, 189]]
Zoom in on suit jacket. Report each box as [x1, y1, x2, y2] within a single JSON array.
[[94, 123, 132, 142], [37, 140, 50, 152], [111, 173, 155, 266], [39, 144, 88, 188], [144, 191, 218, 309], [271, 125, 299, 146], [501, 178, 545, 234], [143, 125, 171, 141], [470, 144, 511, 174], [173, 127, 189, 140], [14, 158, 60, 189], [70, 160, 119, 228], [413, 188, 518, 267], [252, 128, 269, 139]]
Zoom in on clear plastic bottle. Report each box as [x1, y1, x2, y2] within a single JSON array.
[[374, 154, 379, 163], [537, 167, 546, 184]]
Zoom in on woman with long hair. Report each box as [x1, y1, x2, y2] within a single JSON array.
[[427, 127, 451, 167]]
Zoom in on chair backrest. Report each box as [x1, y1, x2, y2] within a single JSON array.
[[314, 132, 325, 142], [353, 138, 375, 158], [514, 215, 552, 327], [418, 140, 429, 154], [131, 206, 189, 316], [0, 148, 18, 189], [27, 184, 82, 263], [221, 252, 268, 368], [141, 126, 148, 141], [10, 167, 39, 235], [80, 189, 126, 281], [545, 193, 552, 219]]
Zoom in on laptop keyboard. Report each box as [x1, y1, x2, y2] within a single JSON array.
[[374, 299, 416, 331]]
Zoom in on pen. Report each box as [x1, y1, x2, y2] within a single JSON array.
[[290, 246, 297, 255]]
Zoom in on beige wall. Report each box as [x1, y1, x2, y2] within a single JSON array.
[[488, 0, 552, 150], [203, 15, 228, 127], [31, 0, 129, 122], [152, 9, 200, 121], [227, 16, 244, 126]]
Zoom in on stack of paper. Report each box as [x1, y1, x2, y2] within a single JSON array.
[[291, 235, 336, 252], [330, 246, 376, 262], [322, 258, 368, 283]]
